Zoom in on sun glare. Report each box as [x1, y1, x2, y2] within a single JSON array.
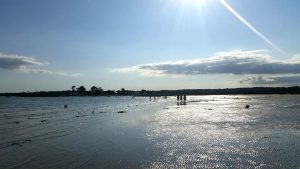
[[182, 0, 206, 8]]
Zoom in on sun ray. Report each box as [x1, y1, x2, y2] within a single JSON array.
[[183, 0, 207, 8], [219, 0, 285, 55]]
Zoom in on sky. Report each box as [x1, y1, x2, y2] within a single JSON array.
[[0, 0, 300, 92]]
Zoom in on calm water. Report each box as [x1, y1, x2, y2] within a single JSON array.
[[0, 95, 299, 168]]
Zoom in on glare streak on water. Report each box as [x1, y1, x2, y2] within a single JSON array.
[[146, 95, 300, 169], [0, 95, 300, 169]]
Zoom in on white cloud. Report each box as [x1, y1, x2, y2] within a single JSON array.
[[240, 75, 300, 85], [113, 50, 300, 76], [0, 53, 44, 69], [0, 53, 81, 77], [289, 54, 300, 63], [23, 69, 82, 77]]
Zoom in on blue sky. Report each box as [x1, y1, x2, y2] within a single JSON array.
[[0, 0, 300, 92]]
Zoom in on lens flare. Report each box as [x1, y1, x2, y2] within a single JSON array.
[[219, 0, 285, 55]]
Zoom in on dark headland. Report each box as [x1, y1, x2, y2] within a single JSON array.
[[1, 86, 300, 97]]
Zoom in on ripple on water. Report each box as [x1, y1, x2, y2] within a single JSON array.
[[145, 95, 300, 168]]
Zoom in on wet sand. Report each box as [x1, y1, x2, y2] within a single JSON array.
[[0, 95, 300, 168]]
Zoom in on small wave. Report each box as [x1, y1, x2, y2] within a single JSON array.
[[188, 99, 216, 103], [282, 104, 300, 108]]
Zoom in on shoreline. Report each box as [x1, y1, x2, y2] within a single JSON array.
[[1, 86, 300, 97]]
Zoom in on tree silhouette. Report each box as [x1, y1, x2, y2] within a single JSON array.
[[116, 88, 126, 95], [90, 86, 104, 95], [91, 86, 98, 93], [77, 86, 86, 92], [98, 87, 103, 92], [140, 89, 147, 95], [72, 86, 76, 91]]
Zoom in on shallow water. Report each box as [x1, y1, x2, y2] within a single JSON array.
[[0, 95, 299, 168]]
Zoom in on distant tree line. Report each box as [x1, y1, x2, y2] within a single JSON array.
[[0, 85, 149, 97], [149, 86, 300, 95], [1, 86, 300, 97]]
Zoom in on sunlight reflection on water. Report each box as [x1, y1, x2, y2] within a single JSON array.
[[0, 95, 299, 168], [146, 95, 300, 168]]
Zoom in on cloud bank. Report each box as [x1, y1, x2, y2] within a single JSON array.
[[113, 50, 300, 76], [240, 75, 300, 85], [0, 53, 80, 77]]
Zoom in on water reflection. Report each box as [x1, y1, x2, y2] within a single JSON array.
[[0, 95, 299, 168], [146, 95, 300, 168]]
